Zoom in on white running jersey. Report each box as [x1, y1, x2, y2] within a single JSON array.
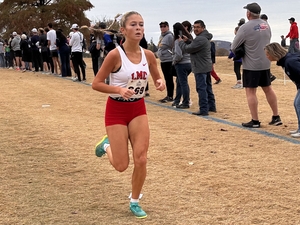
[[109, 46, 149, 98]]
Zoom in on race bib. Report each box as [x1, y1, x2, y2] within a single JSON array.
[[126, 79, 148, 98]]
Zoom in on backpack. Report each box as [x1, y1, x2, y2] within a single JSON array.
[[78, 32, 86, 50], [82, 37, 87, 50]]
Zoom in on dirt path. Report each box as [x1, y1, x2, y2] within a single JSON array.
[[0, 58, 299, 224]]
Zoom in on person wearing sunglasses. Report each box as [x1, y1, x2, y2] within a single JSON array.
[[157, 21, 176, 103]]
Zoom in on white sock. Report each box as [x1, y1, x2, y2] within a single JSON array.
[[103, 143, 110, 152], [130, 198, 139, 203]]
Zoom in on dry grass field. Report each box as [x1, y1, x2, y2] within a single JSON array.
[[1, 57, 300, 225]]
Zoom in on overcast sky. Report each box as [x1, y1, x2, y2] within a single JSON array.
[[85, 0, 299, 45]]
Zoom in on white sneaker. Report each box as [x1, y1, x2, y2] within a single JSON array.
[[232, 83, 243, 89], [291, 132, 300, 138], [289, 130, 299, 134], [178, 100, 193, 106]]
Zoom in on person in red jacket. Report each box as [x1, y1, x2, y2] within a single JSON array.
[[285, 17, 299, 53]]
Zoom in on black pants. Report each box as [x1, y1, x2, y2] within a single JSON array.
[[234, 61, 242, 81], [160, 61, 176, 98], [32, 49, 41, 72], [71, 52, 86, 81], [92, 55, 99, 76]]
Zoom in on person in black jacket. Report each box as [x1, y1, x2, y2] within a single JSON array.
[[265, 42, 300, 138], [31, 28, 42, 72], [20, 34, 32, 72], [260, 14, 277, 82], [89, 25, 101, 76]]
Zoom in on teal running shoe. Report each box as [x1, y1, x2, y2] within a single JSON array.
[[130, 202, 147, 218], [95, 135, 109, 157]]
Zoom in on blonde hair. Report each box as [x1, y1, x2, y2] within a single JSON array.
[[120, 11, 142, 28], [264, 42, 287, 61]]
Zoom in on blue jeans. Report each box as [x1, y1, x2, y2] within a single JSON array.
[[294, 89, 300, 131], [288, 39, 300, 53], [194, 72, 216, 113], [174, 63, 192, 105]]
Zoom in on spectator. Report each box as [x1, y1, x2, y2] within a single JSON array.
[[260, 13, 276, 82], [157, 21, 176, 103], [281, 35, 286, 47], [56, 29, 71, 77], [0, 38, 4, 68], [69, 23, 86, 82], [179, 20, 216, 116], [39, 28, 50, 74], [172, 22, 192, 109], [20, 34, 33, 72], [210, 39, 222, 84], [285, 17, 299, 53], [260, 14, 268, 21], [10, 32, 22, 70], [89, 26, 101, 76], [264, 42, 300, 138], [47, 23, 61, 75], [229, 24, 244, 89], [31, 28, 41, 72], [231, 2, 282, 128], [4, 39, 12, 68]]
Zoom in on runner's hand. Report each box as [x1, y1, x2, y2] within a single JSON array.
[[155, 79, 165, 91]]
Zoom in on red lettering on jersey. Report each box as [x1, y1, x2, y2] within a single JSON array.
[[131, 71, 147, 80]]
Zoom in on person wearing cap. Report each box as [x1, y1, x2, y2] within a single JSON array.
[[69, 23, 86, 82], [157, 21, 176, 103], [47, 23, 61, 75], [231, 2, 282, 128], [31, 28, 42, 72], [10, 31, 22, 70], [285, 17, 299, 53]]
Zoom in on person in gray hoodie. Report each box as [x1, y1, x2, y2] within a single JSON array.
[[157, 21, 176, 103], [179, 20, 216, 116], [11, 32, 22, 70], [10, 32, 22, 70]]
